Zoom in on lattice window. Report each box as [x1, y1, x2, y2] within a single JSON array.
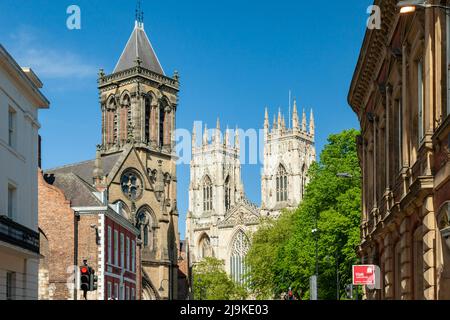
[[276, 165, 288, 202], [203, 176, 213, 212], [225, 176, 231, 211], [230, 230, 250, 285]]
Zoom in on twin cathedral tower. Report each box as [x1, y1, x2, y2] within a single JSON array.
[[186, 106, 316, 283]]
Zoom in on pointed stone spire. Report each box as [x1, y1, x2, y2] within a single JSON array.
[[203, 124, 208, 146], [264, 108, 269, 129], [277, 108, 282, 130], [215, 118, 221, 144], [302, 108, 307, 132], [292, 100, 299, 130], [282, 115, 286, 132], [224, 126, 230, 146], [235, 126, 240, 150], [310, 109, 315, 136], [192, 123, 197, 148], [272, 115, 277, 132]]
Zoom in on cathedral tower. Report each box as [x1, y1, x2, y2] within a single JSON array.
[[261, 100, 316, 214]]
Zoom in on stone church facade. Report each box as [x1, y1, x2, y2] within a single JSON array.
[[186, 102, 316, 284], [40, 18, 180, 300]]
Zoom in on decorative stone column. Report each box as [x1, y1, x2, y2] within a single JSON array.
[[383, 231, 394, 299], [422, 196, 436, 299], [400, 216, 412, 299]]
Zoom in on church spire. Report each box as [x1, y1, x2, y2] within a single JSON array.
[[292, 100, 299, 130], [192, 123, 197, 148], [203, 124, 208, 146], [215, 118, 221, 144], [113, 1, 165, 75], [235, 126, 240, 150], [310, 109, 315, 136], [224, 126, 230, 146], [302, 108, 307, 132]]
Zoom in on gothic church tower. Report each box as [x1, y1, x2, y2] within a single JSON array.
[[96, 9, 180, 300], [261, 101, 316, 215]]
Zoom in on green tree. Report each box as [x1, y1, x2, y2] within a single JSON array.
[[246, 129, 362, 300], [192, 257, 248, 300]]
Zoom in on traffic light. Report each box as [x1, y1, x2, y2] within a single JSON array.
[[345, 284, 353, 299], [91, 270, 98, 291], [80, 265, 91, 292]]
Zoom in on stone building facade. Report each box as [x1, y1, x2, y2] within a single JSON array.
[[186, 104, 316, 283], [348, 0, 450, 300], [39, 17, 181, 300], [0, 45, 49, 300]]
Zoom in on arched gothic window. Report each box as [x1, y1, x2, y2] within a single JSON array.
[[225, 176, 231, 212], [276, 165, 288, 202], [203, 176, 213, 212], [137, 208, 155, 251], [230, 230, 250, 284], [199, 234, 212, 259], [159, 100, 167, 148], [144, 95, 151, 143]]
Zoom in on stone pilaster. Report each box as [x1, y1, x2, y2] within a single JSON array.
[[400, 217, 412, 299], [422, 196, 436, 299], [383, 232, 394, 299]]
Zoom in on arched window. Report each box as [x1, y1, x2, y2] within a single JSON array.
[[144, 95, 151, 143], [159, 101, 167, 148], [230, 230, 250, 284], [225, 176, 231, 212], [137, 208, 155, 251], [276, 165, 288, 202], [199, 234, 212, 259], [203, 176, 213, 212]]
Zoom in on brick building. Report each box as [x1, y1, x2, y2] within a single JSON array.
[[348, 0, 450, 299], [38, 169, 140, 300]]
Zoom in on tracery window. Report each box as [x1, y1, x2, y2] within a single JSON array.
[[225, 176, 231, 212], [276, 165, 288, 202], [137, 208, 155, 251], [230, 230, 250, 284], [120, 169, 143, 201], [203, 176, 213, 212]]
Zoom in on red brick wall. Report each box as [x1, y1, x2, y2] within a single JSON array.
[[38, 171, 75, 300]]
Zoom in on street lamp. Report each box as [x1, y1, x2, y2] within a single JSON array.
[[397, 0, 450, 14]]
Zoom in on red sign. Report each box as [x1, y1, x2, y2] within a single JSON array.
[[352, 265, 376, 285]]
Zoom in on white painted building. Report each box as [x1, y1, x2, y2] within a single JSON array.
[[0, 45, 49, 300], [186, 102, 316, 284]]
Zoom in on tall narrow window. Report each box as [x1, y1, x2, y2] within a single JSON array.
[[418, 59, 424, 143], [120, 233, 125, 268], [6, 272, 15, 300], [126, 236, 130, 271], [145, 96, 151, 143], [108, 226, 112, 264], [8, 108, 16, 148], [203, 176, 213, 212], [114, 230, 119, 266], [7, 184, 16, 220], [131, 240, 136, 272], [230, 230, 250, 285], [225, 176, 231, 211], [276, 165, 288, 202], [159, 107, 165, 148]]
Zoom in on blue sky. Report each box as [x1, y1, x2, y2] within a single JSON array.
[[0, 0, 372, 239]]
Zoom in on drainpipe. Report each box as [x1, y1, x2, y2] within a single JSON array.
[[74, 212, 80, 300]]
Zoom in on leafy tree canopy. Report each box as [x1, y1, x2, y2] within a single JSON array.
[[246, 129, 362, 300]]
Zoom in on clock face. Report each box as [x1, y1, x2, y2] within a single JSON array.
[[120, 170, 143, 200]]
